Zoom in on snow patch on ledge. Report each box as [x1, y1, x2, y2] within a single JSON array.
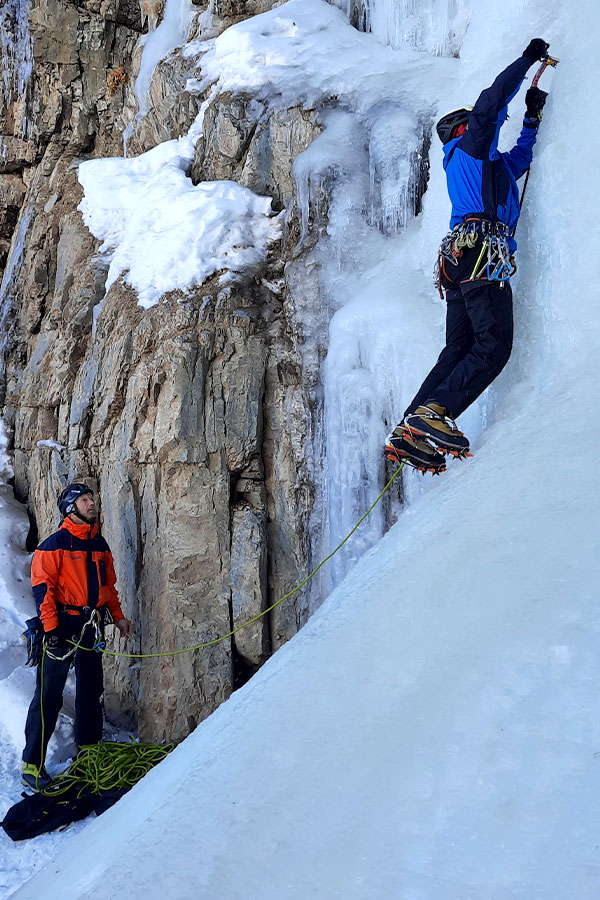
[[78, 129, 282, 310], [189, 0, 452, 111]]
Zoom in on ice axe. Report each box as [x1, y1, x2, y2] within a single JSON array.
[[513, 53, 560, 235], [532, 53, 560, 87]]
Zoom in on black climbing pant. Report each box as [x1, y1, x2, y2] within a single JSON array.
[[23, 619, 104, 768], [404, 244, 514, 420]]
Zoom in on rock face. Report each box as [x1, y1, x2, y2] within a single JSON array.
[[0, 0, 327, 741]]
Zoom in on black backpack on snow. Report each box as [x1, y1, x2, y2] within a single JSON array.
[[1, 785, 129, 841]]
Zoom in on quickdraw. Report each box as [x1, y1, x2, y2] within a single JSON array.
[[434, 218, 516, 296], [467, 222, 516, 284]]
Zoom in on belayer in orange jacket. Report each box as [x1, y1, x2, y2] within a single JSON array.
[[22, 483, 133, 791], [32, 510, 125, 632]]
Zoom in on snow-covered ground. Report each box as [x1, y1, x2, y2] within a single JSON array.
[[3, 0, 600, 896], [6, 365, 600, 899]]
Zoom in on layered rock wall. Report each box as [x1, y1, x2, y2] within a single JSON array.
[[1, 0, 325, 741]]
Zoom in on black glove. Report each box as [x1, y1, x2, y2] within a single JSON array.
[[22, 617, 43, 667], [525, 86, 548, 121], [43, 629, 61, 650], [523, 39, 550, 64]]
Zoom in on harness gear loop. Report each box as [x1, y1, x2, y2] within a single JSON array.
[[44, 609, 103, 663], [434, 217, 516, 292]]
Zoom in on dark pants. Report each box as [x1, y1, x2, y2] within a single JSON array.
[[404, 245, 514, 420], [23, 618, 104, 768]]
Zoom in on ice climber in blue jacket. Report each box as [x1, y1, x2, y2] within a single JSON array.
[[385, 39, 551, 474]]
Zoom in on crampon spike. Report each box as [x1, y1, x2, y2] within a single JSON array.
[[444, 448, 473, 459], [384, 441, 446, 476]]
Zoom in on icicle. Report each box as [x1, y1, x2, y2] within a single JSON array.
[[0, 206, 31, 307], [122, 122, 134, 158], [345, 0, 471, 57], [368, 109, 422, 235], [0, 0, 33, 135], [293, 162, 312, 242], [0, 204, 32, 358], [139, 0, 164, 33]]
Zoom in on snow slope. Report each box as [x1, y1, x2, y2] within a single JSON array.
[[9, 368, 600, 900], [5, 0, 600, 897]]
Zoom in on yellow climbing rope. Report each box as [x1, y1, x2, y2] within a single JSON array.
[[41, 740, 174, 797], [32, 466, 403, 798], [68, 463, 405, 661]]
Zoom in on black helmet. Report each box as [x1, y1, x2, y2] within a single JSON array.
[[436, 108, 471, 144], [58, 483, 93, 518]]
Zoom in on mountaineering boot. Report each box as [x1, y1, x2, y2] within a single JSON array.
[[384, 424, 446, 475], [22, 762, 52, 792], [404, 402, 471, 457]]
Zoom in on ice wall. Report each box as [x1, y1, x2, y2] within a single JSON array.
[[332, 0, 471, 56], [0, 204, 31, 352], [0, 0, 32, 135], [179, 0, 459, 606], [304, 1, 474, 592], [308, 0, 563, 596]]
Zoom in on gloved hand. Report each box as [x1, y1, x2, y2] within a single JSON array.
[[43, 628, 61, 650], [22, 617, 43, 667], [525, 86, 548, 120], [523, 39, 550, 64]]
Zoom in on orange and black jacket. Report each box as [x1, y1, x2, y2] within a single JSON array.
[[31, 517, 125, 632]]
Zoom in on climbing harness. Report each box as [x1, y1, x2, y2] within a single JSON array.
[[44, 609, 105, 663], [435, 217, 516, 297], [466, 220, 516, 283], [65, 464, 406, 662]]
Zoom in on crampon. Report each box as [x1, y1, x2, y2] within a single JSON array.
[[384, 428, 446, 476], [404, 404, 473, 459], [421, 440, 472, 460]]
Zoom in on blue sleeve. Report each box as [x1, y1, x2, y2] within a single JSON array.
[[501, 121, 539, 180], [460, 56, 532, 160], [32, 583, 47, 618]]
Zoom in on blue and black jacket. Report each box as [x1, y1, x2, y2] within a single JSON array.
[[443, 56, 540, 249]]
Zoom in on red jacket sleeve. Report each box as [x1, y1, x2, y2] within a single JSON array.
[[31, 548, 62, 632]]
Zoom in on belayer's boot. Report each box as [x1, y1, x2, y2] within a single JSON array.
[[384, 424, 446, 475], [22, 762, 52, 792], [404, 402, 471, 457]]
